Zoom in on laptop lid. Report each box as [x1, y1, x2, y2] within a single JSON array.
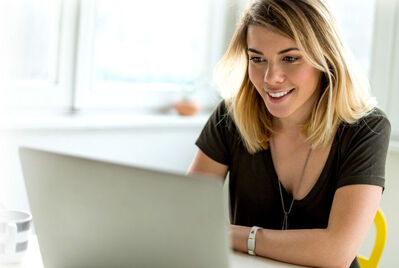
[[19, 147, 230, 268]]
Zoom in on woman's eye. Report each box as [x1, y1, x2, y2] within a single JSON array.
[[249, 57, 266, 63], [282, 56, 299, 63]]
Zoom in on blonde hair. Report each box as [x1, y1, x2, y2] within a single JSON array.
[[214, 0, 376, 153]]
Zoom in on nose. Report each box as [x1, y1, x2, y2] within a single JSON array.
[[264, 63, 286, 84]]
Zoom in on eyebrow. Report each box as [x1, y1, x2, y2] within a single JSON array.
[[247, 47, 299, 55]]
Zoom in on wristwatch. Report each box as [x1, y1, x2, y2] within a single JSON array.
[[247, 226, 261, 256]]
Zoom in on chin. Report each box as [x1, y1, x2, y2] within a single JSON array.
[[262, 99, 293, 119], [267, 110, 294, 119]]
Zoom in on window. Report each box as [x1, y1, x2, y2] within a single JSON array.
[[328, 0, 376, 75], [0, 0, 72, 109], [369, 0, 399, 139], [1, 0, 225, 111], [93, 1, 208, 88], [327, 0, 399, 139], [73, 0, 222, 110], [0, 1, 59, 82], [1, 0, 398, 139]]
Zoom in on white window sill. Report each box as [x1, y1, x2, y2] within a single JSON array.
[[1, 112, 210, 131]]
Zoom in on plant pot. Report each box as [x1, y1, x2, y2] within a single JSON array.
[[173, 100, 201, 116]]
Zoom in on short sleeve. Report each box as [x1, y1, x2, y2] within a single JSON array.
[[337, 109, 391, 190], [195, 101, 233, 165]]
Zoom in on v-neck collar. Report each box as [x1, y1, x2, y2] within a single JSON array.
[[263, 132, 339, 206]]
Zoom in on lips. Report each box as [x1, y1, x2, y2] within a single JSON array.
[[266, 88, 295, 103], [267, 88, 294, 98]]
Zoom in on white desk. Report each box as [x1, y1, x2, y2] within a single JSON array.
[[4, 236, 305, 268]]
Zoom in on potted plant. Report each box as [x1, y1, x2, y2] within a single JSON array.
[[173, 84, 201, 116]]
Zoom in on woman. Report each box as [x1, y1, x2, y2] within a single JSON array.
[[188, 0, 391, 267]]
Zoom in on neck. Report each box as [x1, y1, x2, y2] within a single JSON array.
[[273, 116, 306, 133], [272, 109, 311, 138]]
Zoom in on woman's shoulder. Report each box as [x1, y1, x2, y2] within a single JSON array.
[[340, 107, 391, 133], [209, 99, 236, 129], [362, 107, 389, 123], [337, 107, 391, 148], [212, 99, 229, 118]]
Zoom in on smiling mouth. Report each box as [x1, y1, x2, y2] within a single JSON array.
[[267, 88, 295, 98]]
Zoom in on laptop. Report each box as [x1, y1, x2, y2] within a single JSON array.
[[19, 147, 231, 268]]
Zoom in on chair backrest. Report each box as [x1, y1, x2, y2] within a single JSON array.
[[358, 209, 387, 268]]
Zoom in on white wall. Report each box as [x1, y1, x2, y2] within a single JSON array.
[[379, 150, 399, 267], [1, 125, 203, 211]]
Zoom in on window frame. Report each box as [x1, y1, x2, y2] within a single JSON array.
[[5, 0, 77, 110], [369, 0, 399, 139], [73, 0, 226, 111]]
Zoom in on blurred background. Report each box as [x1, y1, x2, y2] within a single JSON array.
[[0, 0, 398, 266]]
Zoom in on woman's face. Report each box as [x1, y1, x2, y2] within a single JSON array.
[[247, 25, 321, 122]]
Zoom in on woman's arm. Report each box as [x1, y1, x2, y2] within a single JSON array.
[[189, 148, 381, 267], [188, 149, 228, 179], [231, 184, 382, 268]]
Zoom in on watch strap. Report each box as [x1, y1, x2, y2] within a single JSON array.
[[247, 226, 261, 256]]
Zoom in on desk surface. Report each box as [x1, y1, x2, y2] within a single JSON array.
[[4, 236, 305, 268]]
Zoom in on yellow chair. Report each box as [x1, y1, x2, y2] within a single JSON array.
[[358, 209, 387, 268]]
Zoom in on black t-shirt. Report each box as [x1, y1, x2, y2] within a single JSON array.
[[195, 100, 391, 268]]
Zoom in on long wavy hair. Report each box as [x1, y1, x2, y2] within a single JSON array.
[[214, 0, 376, 153]]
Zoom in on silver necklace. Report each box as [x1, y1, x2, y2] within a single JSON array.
[[272, 140, 312, 230]]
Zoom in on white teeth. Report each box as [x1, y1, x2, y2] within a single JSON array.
[[268, 89, 293, 98]]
